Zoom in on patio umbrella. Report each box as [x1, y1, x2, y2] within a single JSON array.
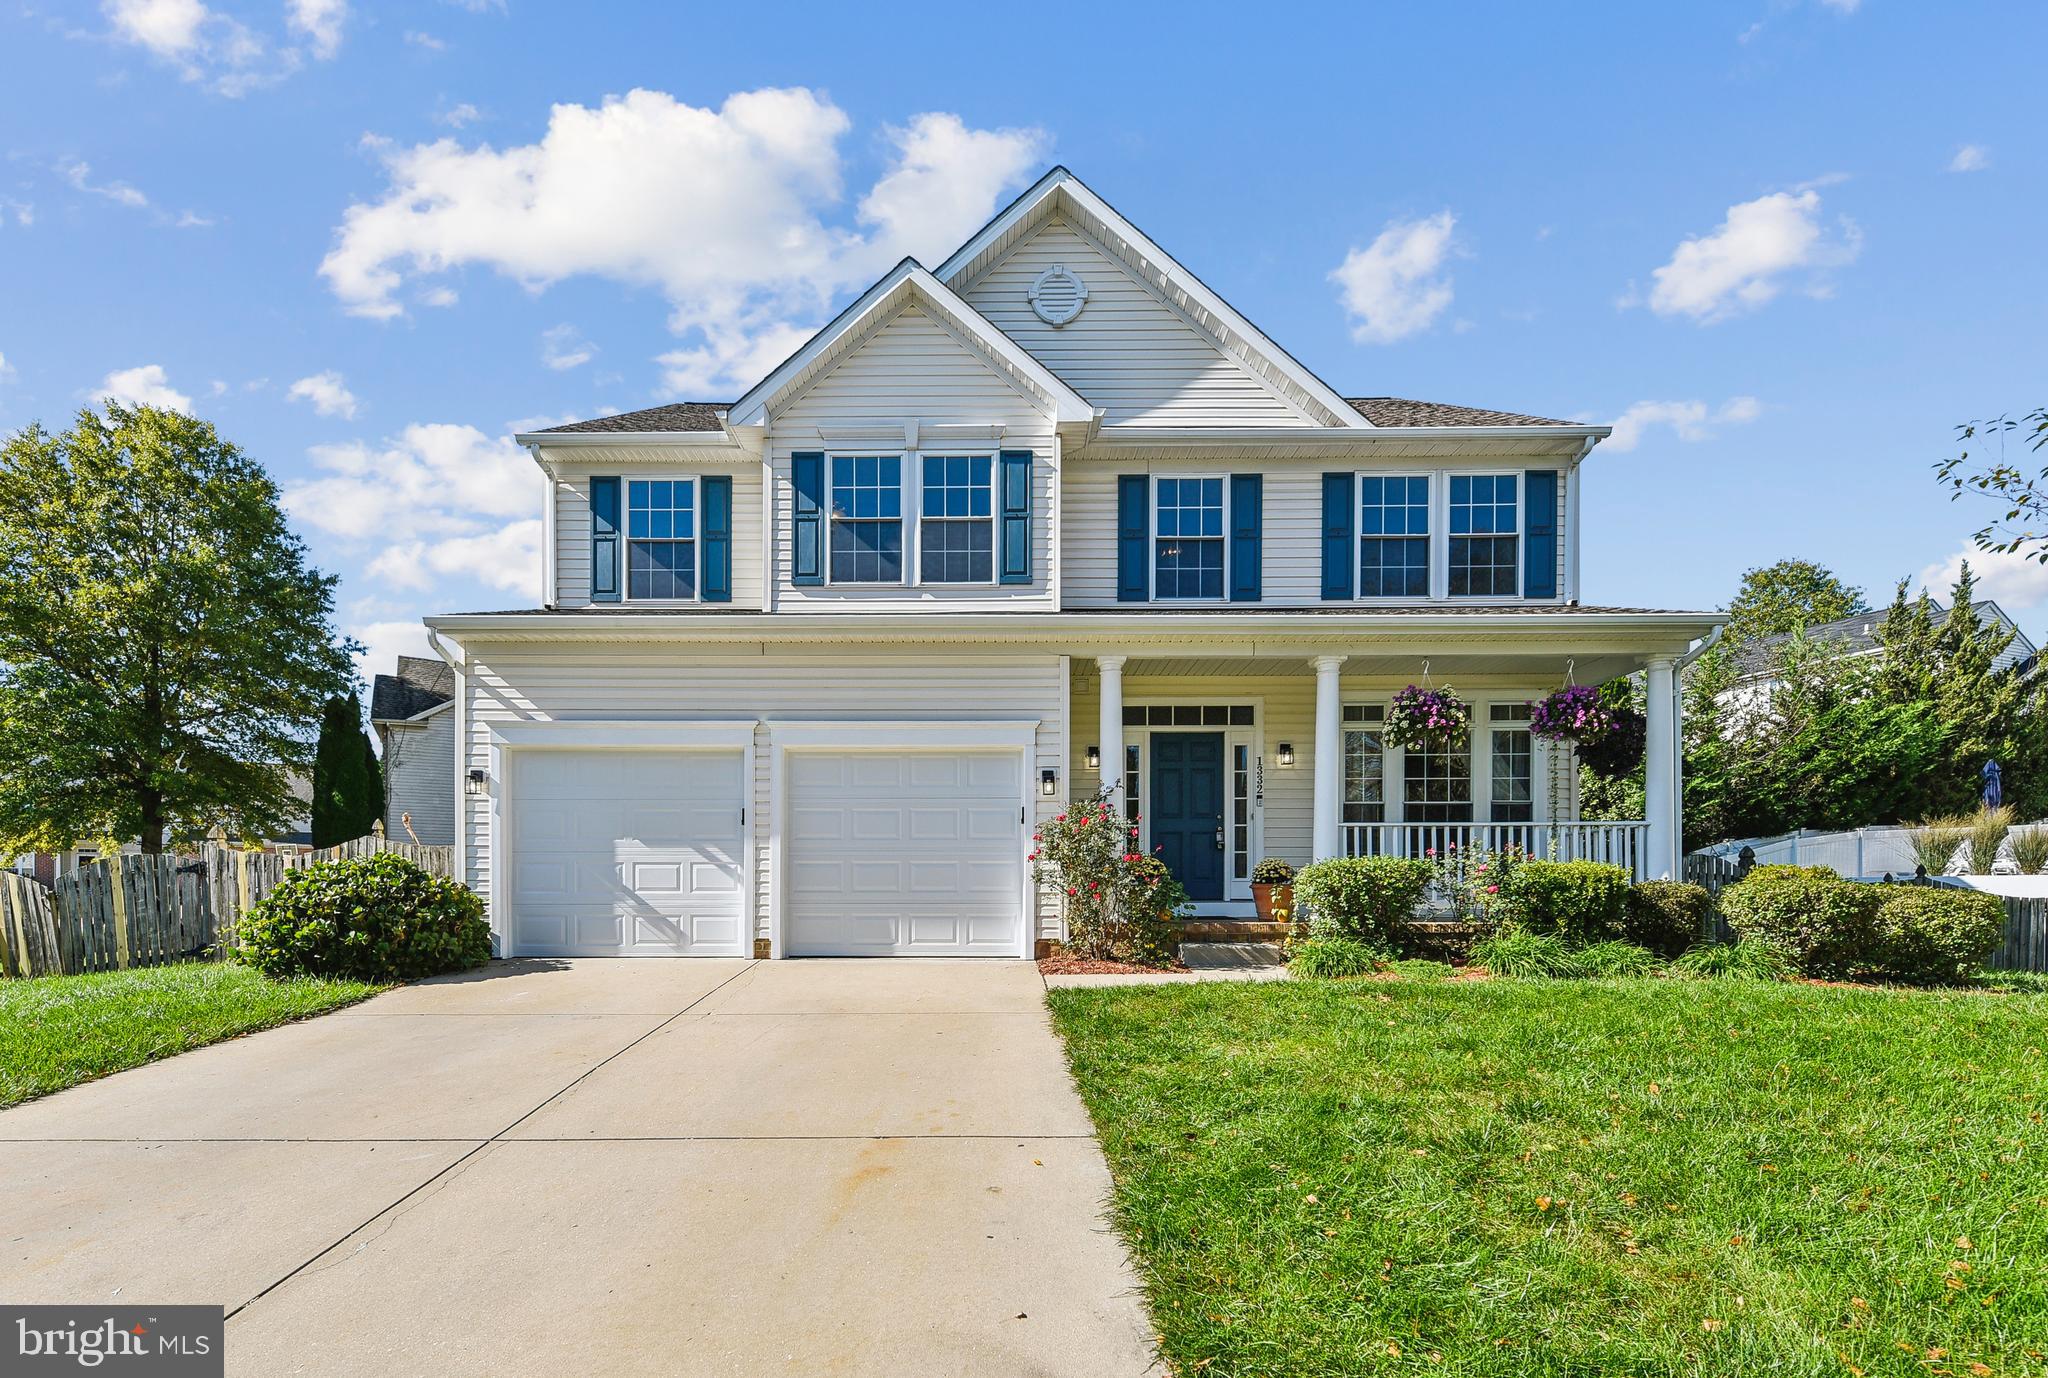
[[1983, 759, 2004, 809]]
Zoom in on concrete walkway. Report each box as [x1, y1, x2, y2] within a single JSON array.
[[0, 960, 1157, 1376]]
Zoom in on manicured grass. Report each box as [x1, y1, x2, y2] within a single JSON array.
[[0, 961, 383, 1107], [1048, 976, 2048, 1377]]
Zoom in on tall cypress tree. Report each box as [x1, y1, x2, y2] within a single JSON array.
[[312, 692, 379, 847]]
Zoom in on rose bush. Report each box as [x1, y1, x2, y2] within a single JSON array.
[[1030, 786, 1183, 965]]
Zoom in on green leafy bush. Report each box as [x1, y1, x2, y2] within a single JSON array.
[[1623, 880, 1712, 957], [1031, 787, 1181, 966], [1870, 886, 2007, 984], [1718, 864, 1881, 978], [1670, 938, 1797, 981], [1288, 935, 1385, 979], [1576, 940, 1664, 978], [237, 853, 489, 982], [1470, 924, 1588, 979], [1495, 860, 1630, 943], [1293, 855, 1431, 949]]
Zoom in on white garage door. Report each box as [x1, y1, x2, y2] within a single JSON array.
[[786, 751, 1023, 957], [511, 750, 747, 957]]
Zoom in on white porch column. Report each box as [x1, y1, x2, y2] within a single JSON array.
[[1096, 656, 1126, 799], [1643, 655, 1677, 880], [1311, 655, 1347, 860]]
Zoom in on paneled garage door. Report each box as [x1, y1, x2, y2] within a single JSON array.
[[786, 751, 1023, 957], [511, 750, 747, 957]]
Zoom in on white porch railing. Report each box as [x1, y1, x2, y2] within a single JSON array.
[[1344, 821, 1649, 879]]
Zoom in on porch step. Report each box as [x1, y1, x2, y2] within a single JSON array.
[[1175, 919, 1292, 942], [1180, 941, 1287, 970]]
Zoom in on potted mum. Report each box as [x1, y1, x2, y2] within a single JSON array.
[[1387, 684, 1470, 752], [1251, 856, 1296, 922]]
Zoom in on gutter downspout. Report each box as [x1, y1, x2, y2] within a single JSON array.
[[529, 445, 557, 610]]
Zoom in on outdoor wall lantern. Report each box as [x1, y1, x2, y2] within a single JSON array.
[[466, 768, 488, 797], [1041, 768, 1059, 797], [1276, 743, 1296, 767], [1084, 744, 1101, 769]]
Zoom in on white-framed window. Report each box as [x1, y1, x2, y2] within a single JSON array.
[[828, 455, 904, 584], [1342, 704, 1387, 827], [1447, 473, 1519, 598], [918, 454, 994, 584], [1358, 475, 1431, 598], [1152, 476, 1226, 600], [1488, 704, 1534, 823], [625, 478, 698, 601]]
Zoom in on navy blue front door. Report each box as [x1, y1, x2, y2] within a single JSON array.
[[1151, 732, 1225, 901]]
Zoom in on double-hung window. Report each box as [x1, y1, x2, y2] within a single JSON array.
[[626, 479, 696, 600], [1359, 475, 1430, 597], [1153, 477, 1225, 599], [1448, 474, 1519, 597], [1403, 728, 1473, 823], [919, 455, 993, 583], [829, 455, 903, 583]]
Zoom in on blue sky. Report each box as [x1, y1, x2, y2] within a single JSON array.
[[3, 0, 2044, 676]]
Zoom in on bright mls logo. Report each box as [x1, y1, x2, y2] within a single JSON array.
[[4, 1307, 222, 1375]]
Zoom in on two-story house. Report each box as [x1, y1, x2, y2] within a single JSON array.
[[424, 169, 1719, 960]]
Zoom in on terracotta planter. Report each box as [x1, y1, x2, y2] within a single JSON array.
[[1252, 882, 1293, 922]]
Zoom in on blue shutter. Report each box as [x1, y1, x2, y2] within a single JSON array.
[[998, 450, 1032, 585], [701, 475, 732, 602], [790, 452, 824, 587], [1116, 474, 1149, 602], [1320, 473, 1354, 601], [589, 476, 621, 603], [1229, 473, 1262, 602], [1524, 469, 1558, 599]]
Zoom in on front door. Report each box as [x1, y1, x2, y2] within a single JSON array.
[[1150, 732, 1225, 901]]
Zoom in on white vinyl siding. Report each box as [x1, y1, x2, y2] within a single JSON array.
[[770, 302, 1055, 609], [551, 463, 764, 610], [459, 645, 1065, 946], [956, 216, 1315, 427], [1062, 459, 1572, 607], [380, 706, 455, 846]]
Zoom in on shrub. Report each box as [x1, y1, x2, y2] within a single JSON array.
[[237, 853, 489, 982], [1870, 886, 2007, 984], [1031, 787, 1181, 966], [2011, 826, 2048, 876], [1470, 924, 1588, 979], [1293, 855, 1431, 949], [1907, 816, 1971, 876], [1968, 805, 2014, 875], [1623, 880, 1712, 957], [1495, 860, 1630, 943], [1576, 940, 1664, 977], [1670, 938, 1797, 981], [1251, 857, 1297, 886], [1717, 864, 1881, 979], [1288, 935, 1386, 979]]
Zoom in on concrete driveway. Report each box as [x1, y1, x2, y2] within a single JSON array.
[[0, 959, 1157, 1376]]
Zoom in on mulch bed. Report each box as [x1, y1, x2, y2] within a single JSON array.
[[1037, 956, 1190, 976]]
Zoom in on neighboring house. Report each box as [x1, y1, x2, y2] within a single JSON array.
[[425, 167, 1719, 961], [370, 656, 457, 846]]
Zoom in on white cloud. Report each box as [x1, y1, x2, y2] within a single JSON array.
[[367, 521, 542, 595], [285, 0, 349, 60], [1948, 144, 1990, 174], [405, 30, 447, 52], [655, 321, 812, 398], [100, 0, 302, 96], [418, 285, 458, 307], [59, 159, 148, 209], [319, 88, 1047, 391], [286, 422, 540, 542], [1604, 396, 1762, 453], [286, 369, 359, 418], [442, 0, 503, 10], [1329, 211, 1457, 345], [539, 323, 595, 371], [103, 0, 209, 58], [436, 102, 481, 128], [1817, 0, 1861, 11], [1918, 547, 2048, 619], [93, 363, 192, 412], [348, 618, 434, 679], [1643, 186, 1861, 322]]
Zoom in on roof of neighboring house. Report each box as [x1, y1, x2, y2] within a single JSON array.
[[532, 396, 1581, 436], [1729, 599, 2035, 676], [370, 655, 455, 721]]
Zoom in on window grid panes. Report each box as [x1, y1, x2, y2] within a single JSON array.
[[1124, 744, 1141, 823], [1448, 474, 1519, 597], [1403, 730, 1473, 823], [626, 479, 696, 600], [829, 456, 902, 583], [1359, 476, 1430, 598], [918, 455, 993, 583], [1489, 704, 1534, 823], [1232, 744, 1251, 880], [1153, 477, 1225, 599]]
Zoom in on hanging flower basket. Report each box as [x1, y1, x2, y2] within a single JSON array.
[[1528, 683, 1644, 779], [1387, 684, 1470, 753], [1575, 707, 1645, 779]]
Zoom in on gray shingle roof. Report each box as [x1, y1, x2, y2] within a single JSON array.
[[533, 403, 729, 434], [1727, 600, 2020, 676], [1346, 397, 1580, 428], [370, 655, 454, 720]]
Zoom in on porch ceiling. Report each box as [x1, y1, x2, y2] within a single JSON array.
[[1112, 648, 1654, 685]]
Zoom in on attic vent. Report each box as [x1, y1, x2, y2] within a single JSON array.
[[1027, 263, 1088, 327]]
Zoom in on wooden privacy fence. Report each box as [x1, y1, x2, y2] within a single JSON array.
[[1991, 896, 2048, 974], [0, 838, 456, 979]]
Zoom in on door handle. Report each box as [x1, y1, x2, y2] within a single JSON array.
[[1213, 825, 1225, 851]]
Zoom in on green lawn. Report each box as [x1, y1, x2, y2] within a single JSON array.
[[0, 961, 383, 1107], [1048, 976, 2048, 1377]]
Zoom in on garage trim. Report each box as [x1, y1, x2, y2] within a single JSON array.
[[486, 719, 759, 958], [766, 720, 1040, 960]]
